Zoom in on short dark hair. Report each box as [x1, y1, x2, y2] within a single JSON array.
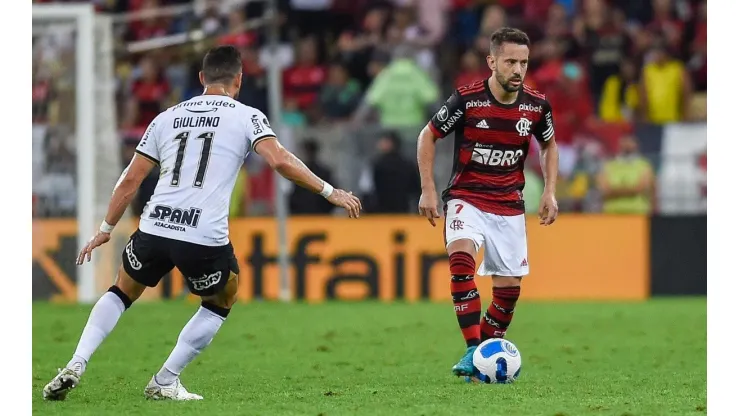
[[490, 27, 531, 55], [201, 46, 243, 84]]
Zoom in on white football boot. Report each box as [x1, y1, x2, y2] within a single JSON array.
[[42, 364, 82, 401], [144, 376, 203, 401]]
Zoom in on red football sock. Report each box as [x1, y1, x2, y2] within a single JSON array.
[[481, 286, 520, 341], [449, 251, 480, 347]]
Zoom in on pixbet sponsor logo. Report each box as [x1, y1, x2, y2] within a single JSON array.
[[518, 103, 542, 113], [466, 100, 491, 109]]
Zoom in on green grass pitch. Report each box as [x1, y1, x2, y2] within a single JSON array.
[[32, 298, 706, 416]]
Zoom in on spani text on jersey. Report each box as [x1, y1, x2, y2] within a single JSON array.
[[148, 205, 202, 229]]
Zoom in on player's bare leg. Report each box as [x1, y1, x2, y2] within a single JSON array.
[[447, 239, 481, 377], [43, 266, 145, 400], [480, 276, 522, 342], [144, 273, 238, 401]]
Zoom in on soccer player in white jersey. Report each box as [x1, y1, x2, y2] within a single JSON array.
[[42, 46, 362, 401]]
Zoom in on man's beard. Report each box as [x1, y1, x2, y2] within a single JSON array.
[[496, 71, 522, 93]]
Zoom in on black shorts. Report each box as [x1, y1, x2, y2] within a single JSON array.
[[121, 229, 239, 297]]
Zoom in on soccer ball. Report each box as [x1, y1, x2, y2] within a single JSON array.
[[472, 338, 522, 384]]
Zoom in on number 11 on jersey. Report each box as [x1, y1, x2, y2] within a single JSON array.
[[170, 131, 215, 188]]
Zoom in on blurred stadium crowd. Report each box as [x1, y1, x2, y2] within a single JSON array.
[[32, 0, 707, 218]]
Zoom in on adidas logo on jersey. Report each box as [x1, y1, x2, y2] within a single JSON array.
[[466, 99, 491, 109], [518, 103, 542, 113], [476, 120, 490, 129]]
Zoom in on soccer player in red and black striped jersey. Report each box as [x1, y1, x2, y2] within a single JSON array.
[[416, 28, 560, 379]]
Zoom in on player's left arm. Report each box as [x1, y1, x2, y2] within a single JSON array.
[[534, 101, 559, 226], [105, 114, 161, 229], [105, 154, 156, 228]]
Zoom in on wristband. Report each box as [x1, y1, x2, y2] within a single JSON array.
[[99, 220, 115, 234], [319, 181, 334, 198]]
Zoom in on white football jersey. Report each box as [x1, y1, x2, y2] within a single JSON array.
[[135, 95, 275, 246]]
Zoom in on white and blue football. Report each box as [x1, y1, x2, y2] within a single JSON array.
[[472, 338, 522, 384]]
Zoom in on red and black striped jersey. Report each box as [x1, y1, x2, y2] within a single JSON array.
[[427, 79, 555, 216]]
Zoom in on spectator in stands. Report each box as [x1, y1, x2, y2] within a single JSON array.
[[336, 6, 389, 88], [283, 37, 326, 111], [32, 66, 57, 124], [161, 51, 189, 103], [472, 33, 493, 59], [530, 37, 565, 92], [543, 2, 572, 39], [479, 4, 507, 36], [289, 0, 333, 42], [698, 147, 706, 200], [455, 49, 489, 89], [366, 131, 419, 214], [687, 0, 707, 92], [218, 8, 257, 49], [542, 62, 596, 177], [613, 0, 651, 24], [196, 0, 226, 36], [289, 139, 335, 215], [319, 62, 363, 121], [33, 0, 708, 217], [385, 6, 436, 75], [631, 27, 655, 63], [366, 49, 391, 81], [561, 141, 604, 212], [573, 0, 631, 106], [405, 0, 449, 49], [596, 135, 654, 214], [356, 44, 438, 129], [686, 18, 707, 122], [639, 38, 693, 124], [282, 98, 307, 127], [126, 55, 170, 129], [236, 46, 268, 113], [599, 58, 640, 123], [687, 37, 706, 94], [45, 129, 75, 177], [126, 0, 170, 42], [646, 0, 684, 54], [330, 0, 373, 38], [452, 0, 480, 48]]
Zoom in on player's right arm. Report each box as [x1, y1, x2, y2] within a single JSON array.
[[76, 116, 161, 265], [417, 90, 465, 226], [252, 131, 362, 219]]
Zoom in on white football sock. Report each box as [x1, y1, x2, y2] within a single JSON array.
[[155, 306, 225, 385], [66, 291, 128, 375]]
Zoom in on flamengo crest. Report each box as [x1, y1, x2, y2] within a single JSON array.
[[515, 117, 532, 136]]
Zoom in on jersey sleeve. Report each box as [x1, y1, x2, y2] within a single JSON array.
[[427, 90, 465, 139], [533, 100, 555, 143], [135, 115, 161, 164], [247, 109, 277, 148]]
